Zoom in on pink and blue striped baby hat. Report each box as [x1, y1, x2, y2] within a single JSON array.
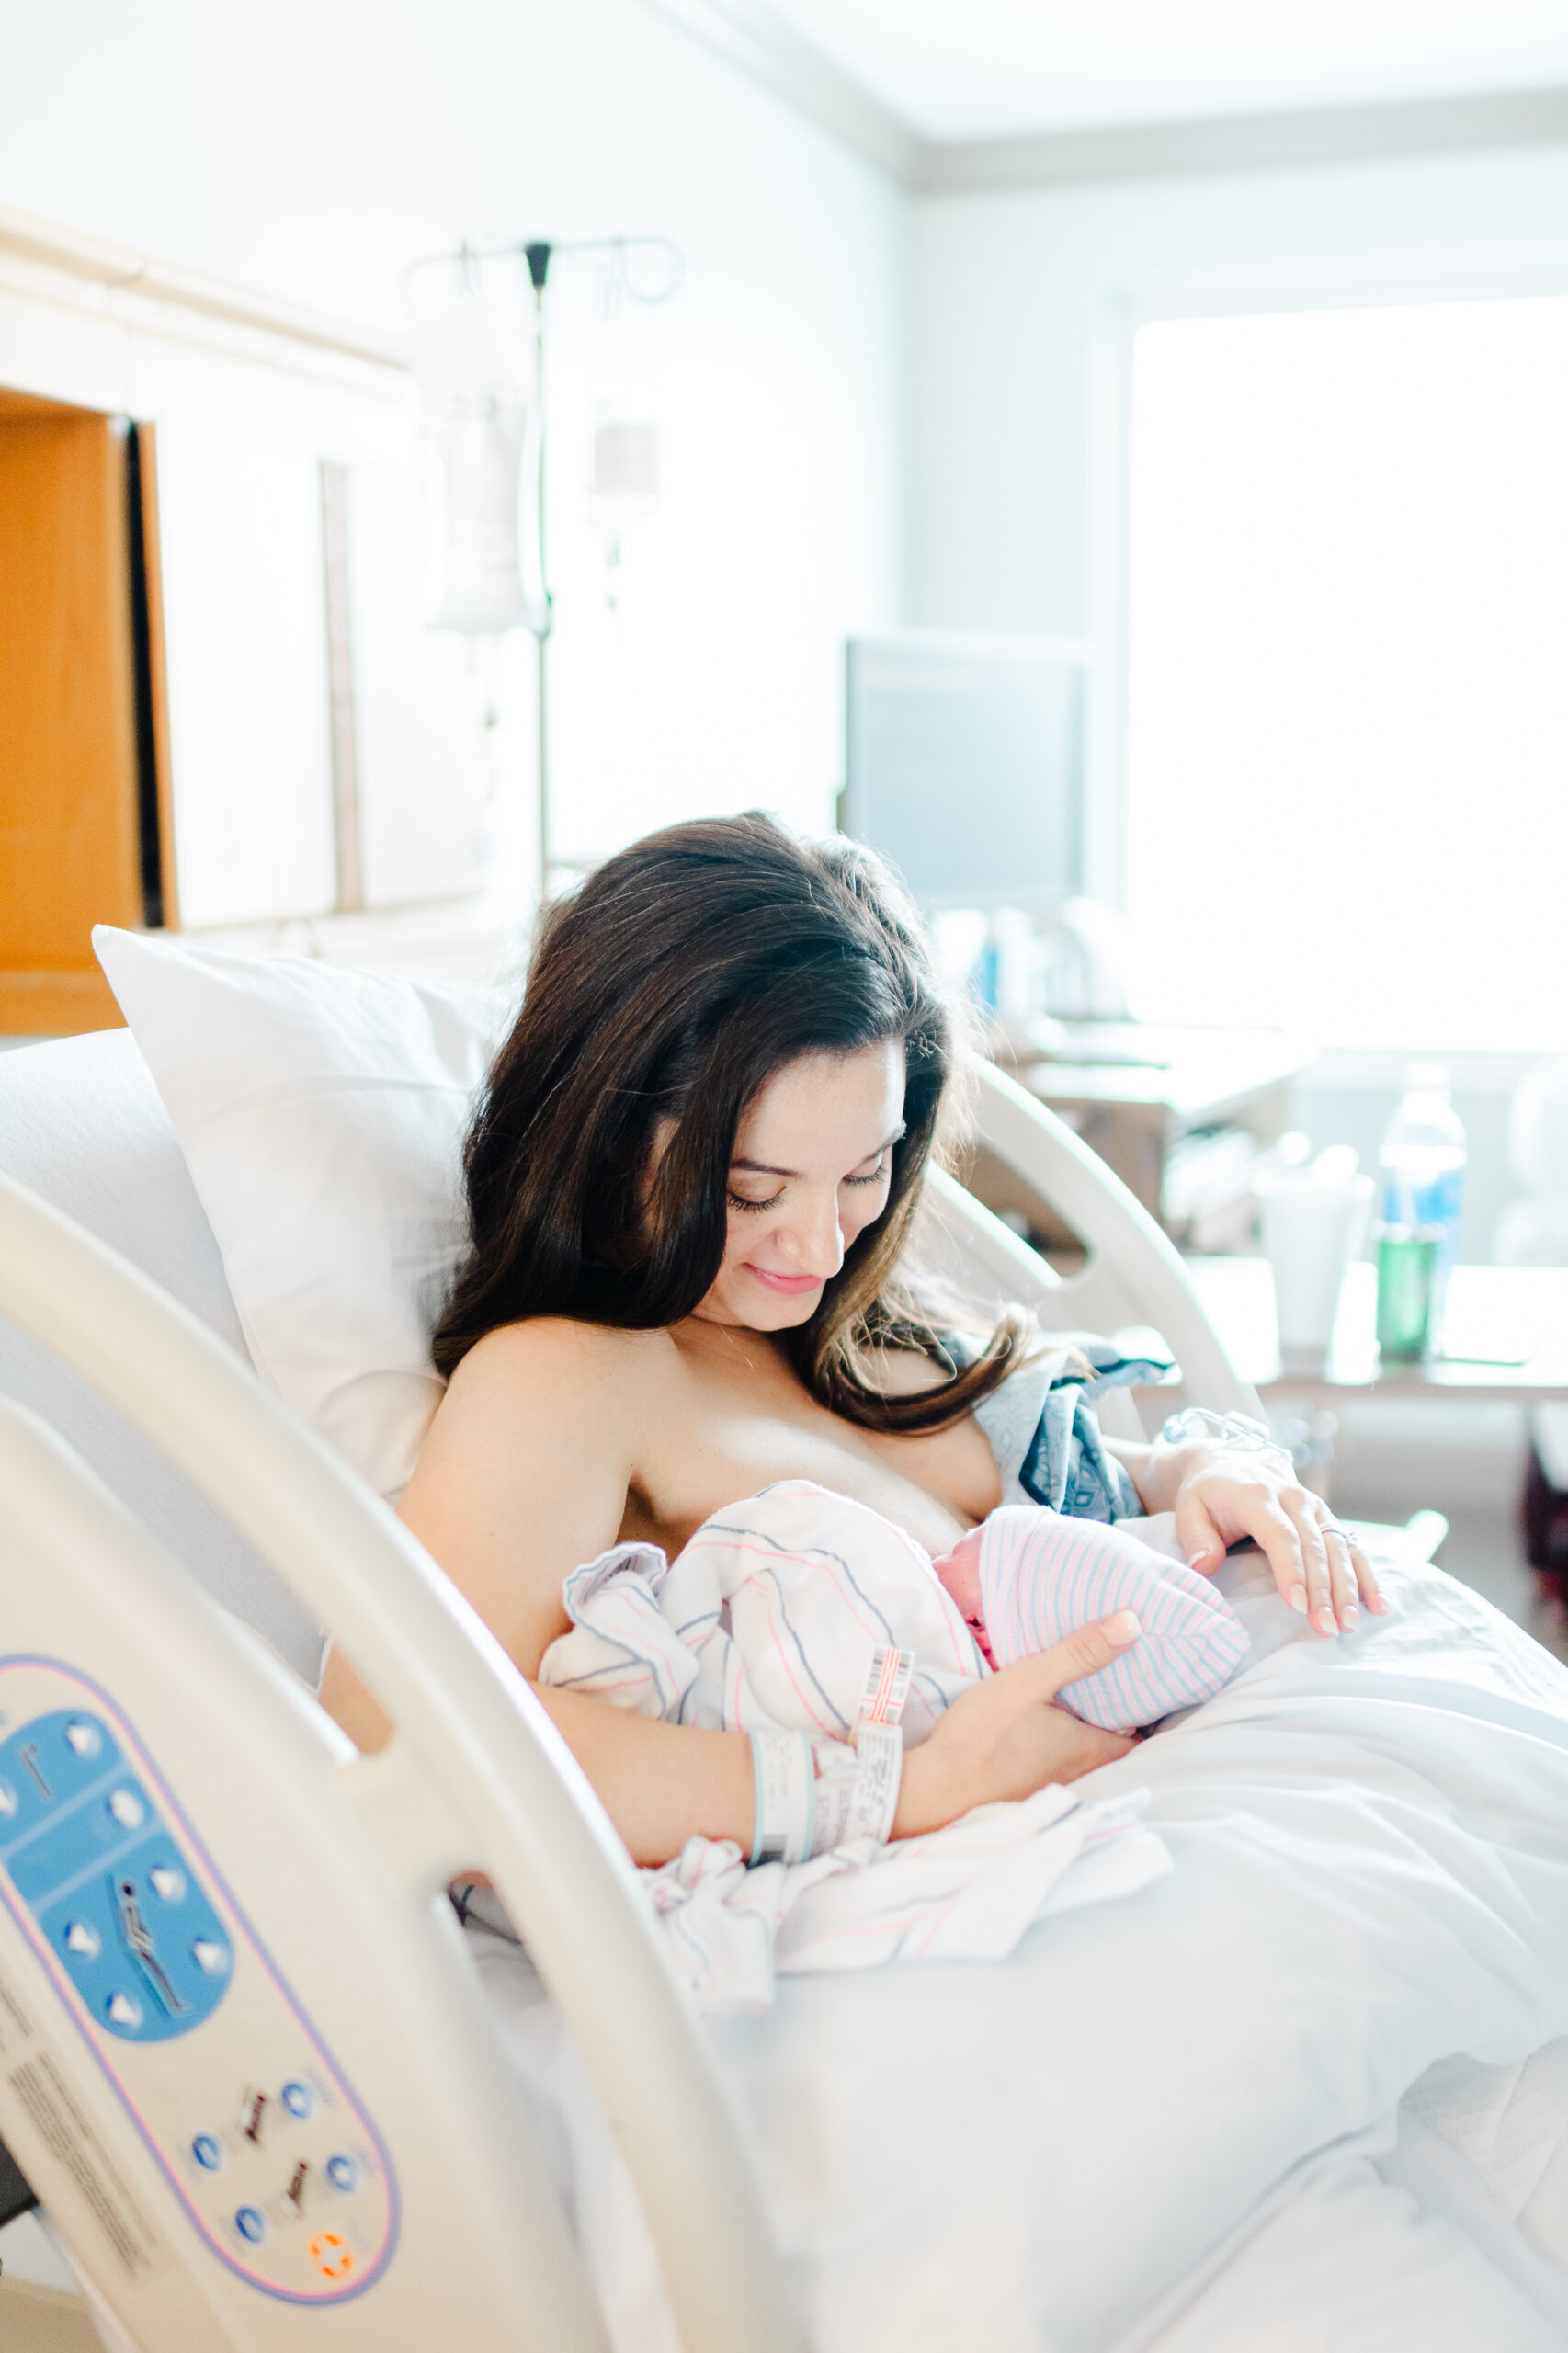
[[975, 1507, 1250, 1733]]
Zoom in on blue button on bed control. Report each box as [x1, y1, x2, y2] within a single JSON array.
[[106, 1992, 142, 2029], [325, 2154, 358, 2194], [64, 1721, 101, 1758], [192, 2134, 223, 2173], [280, 2081, 313, 2120], [63, 1921, 100, 1958], [149, 1865, 185, 1904], [108, 1789, 144, 1830], [0, 1780, 16, 1819], [234, 2206, 267, 2245]]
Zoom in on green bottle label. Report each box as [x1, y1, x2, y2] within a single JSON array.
[[1375, 1231, 1438, 1360]]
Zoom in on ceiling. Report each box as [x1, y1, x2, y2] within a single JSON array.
[[765, 0, 1568, 145]]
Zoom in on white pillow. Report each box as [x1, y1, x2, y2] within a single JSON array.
[[94, 926, 507, 1502]]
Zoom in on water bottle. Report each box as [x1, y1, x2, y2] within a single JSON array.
[[1374, 1064, 1467, 1359]]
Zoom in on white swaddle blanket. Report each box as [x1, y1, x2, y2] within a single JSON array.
[[536, 1480, 1170, 2012]]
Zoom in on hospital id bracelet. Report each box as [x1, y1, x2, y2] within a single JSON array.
[[749, 1725, 817, 1866], [748, 1722, 906, 1865]]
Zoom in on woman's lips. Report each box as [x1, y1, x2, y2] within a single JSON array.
[[744, 1265, 823, 1296]]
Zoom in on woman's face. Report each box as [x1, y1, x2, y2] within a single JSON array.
[[689, 1040, 906, 1333]]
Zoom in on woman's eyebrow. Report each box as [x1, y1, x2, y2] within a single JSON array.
[[730, 1123, 906, 1180]]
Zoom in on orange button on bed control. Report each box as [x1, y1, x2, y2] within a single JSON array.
[[309, 2232, 354, 2282]]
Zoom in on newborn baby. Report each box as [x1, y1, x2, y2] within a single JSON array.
[[542, 1479, 1250, 1746], [929, 1505, 1250, 1732]]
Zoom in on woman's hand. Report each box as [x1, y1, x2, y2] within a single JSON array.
[[894, 1616, 1140, 1838], [1172, 1449, 1386, 1638]]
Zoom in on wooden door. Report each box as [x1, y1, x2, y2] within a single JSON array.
[[0, 392, 171, 1034]]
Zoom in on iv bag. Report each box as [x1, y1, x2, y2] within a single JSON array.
[[414, 295, 545, 636]]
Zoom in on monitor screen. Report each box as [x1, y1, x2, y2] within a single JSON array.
[[842, 633, 1088, 910]]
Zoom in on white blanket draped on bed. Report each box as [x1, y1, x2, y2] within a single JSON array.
[[475, 1548, 1568, 2352]]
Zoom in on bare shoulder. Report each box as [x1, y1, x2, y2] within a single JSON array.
[[442, 1316, 676, 1427], [409, 1316, 679, 1544]]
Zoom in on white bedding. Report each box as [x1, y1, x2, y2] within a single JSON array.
[[475, 1548, 1568, 2350]]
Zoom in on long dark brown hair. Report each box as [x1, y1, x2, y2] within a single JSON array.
[[433, 813, 1026, 1431]]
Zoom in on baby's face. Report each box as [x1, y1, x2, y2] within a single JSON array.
[[932, 1523, 986, 1621]]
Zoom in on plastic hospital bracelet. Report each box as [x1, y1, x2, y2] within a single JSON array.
[[747, 1725, 904, 1865], [748, 1645, 912, 1866]]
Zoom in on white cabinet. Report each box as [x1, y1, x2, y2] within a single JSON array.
[[346, 465, 489, 910], [155, 422, 336, 929], [155, 430, 492, 934]]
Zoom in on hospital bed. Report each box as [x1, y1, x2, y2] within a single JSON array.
[[0, 1010, 1565, 2352]]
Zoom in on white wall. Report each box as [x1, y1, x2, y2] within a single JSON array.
[[0, 0, 907, 875], [905, 138, 1568, 1233], [910, 141, 1568, 644]]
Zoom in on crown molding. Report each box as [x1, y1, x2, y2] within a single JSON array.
[[638, 0, 925, 183], [0, 202, 407, 370], [637, 5, 1568, 199], [922, 83, 1568, 193]]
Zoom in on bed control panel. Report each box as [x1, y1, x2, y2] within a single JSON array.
[[0, 1659, 398, 2303]]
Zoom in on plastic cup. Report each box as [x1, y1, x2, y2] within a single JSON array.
[[1256, 1169, 1375, 1358]]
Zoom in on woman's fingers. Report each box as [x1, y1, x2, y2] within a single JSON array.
[[1173, 1486, 1226, 1575], [1351, 1536, 1389, 1613], [1282, 1487, 1338, 1635], [1271, 1495, 1390, 1632], [1173, 1451, 1399, 1640], [1321, 1520, 1360, 1630], [1233, 1493, 1311, 1620], [1033, 1610, 1142, 1702]]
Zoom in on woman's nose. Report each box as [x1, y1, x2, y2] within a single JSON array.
[[778, 1191, 845, 1277]]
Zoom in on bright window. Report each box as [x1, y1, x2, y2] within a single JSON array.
[[1125, 296, 1568, 1051]]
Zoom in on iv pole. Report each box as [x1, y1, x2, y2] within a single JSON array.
[[407, 233, 683, 915], [524, 242, 553, 905]]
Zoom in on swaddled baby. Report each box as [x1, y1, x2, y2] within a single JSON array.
[[542, 1478, 1249, 1747]]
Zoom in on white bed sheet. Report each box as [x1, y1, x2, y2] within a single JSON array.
[[476, 1548, 1568, 2351]]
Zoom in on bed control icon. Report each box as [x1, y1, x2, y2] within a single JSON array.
[[63, 1920, 99, 1958], [116, 1878, 188, 2015], [0, 1780, 14, 1818], [308, 2231, 354, 2282], [108, 1788, 144, 1830], [191, 2135, 223, 2173], [233, 2207, 267, 2246], [148, 1865, 185, 1903], [280, 2080, 313, 2120], [63, 1721, 100, 1758], [106, 1991, 142, 2029], [324, 2154, 358, 2194], [191, 1938, 229, 1976]]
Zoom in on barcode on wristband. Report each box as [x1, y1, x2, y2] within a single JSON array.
[[857, 1643, 914, 1731]]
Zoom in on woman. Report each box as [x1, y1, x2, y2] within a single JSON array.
[[321, 815, 1379, 1860]]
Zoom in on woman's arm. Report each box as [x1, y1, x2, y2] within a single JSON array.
[[319, 1317, 651, 1753], [318, 1319, 1137, 1865], [1106, 1428, 1384, 1636]]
